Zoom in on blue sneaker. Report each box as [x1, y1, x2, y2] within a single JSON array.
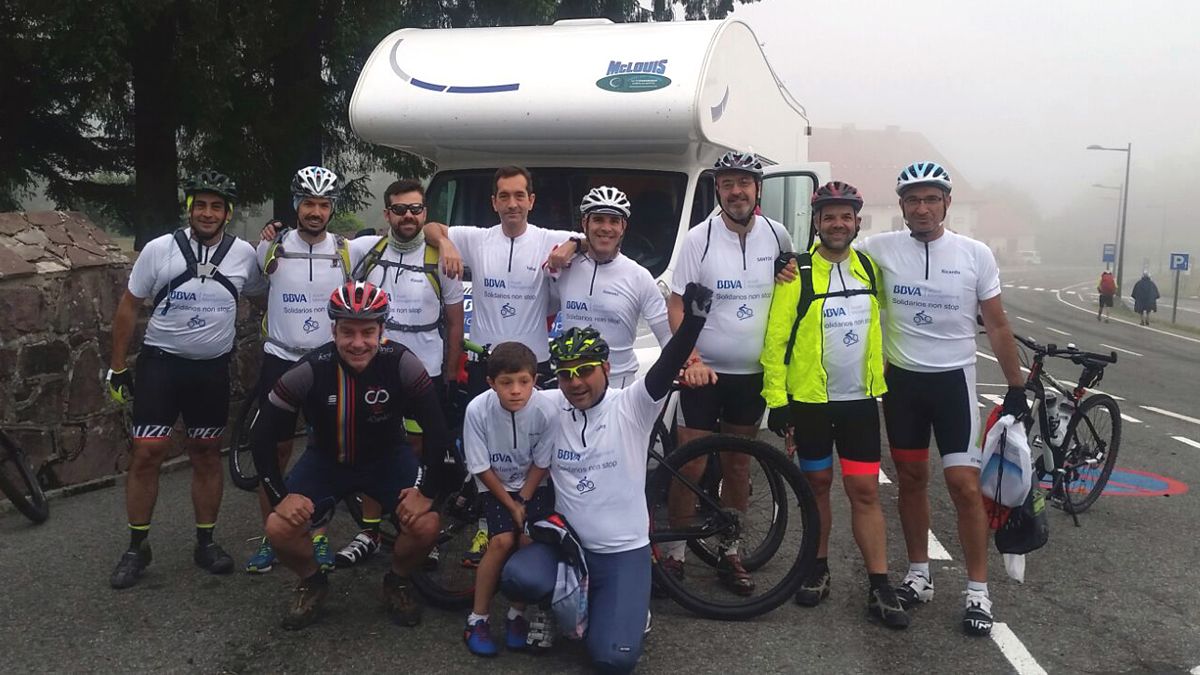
[[505, 614, 529, 651], [312, 535, 335, 573], [245, 538, 275, 574], [464, 619, 499, 657]]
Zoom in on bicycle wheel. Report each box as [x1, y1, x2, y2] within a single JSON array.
[[0, 430, 50, 524], [1059, 394, 1121, 513], [227, 393, 262, 491], [682, 449, 787, 572], [411, 483, 483, 611], [647, 434, 817, 620]]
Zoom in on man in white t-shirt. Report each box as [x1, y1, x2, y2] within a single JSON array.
[[105, 170, 261, 590], [857, 161, 1027, 637], [663, 151, 793, 595], [545, 186, 671, 388], [424, 166, 575, 395]]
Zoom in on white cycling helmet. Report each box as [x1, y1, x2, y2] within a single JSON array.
[[579, 186, 631, 218], [292, 166, 342, 200], [895, 161, 952, 195], [712, 150, 764, 178]]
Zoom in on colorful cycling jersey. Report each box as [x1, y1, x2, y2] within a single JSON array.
[[449, 223, 571, 362], [254, 340, 452, 504], [128, 228, 261, 360], [857, 230, 1001, 372], [669, 215, 792, 374], [462, 389, 557, 492], [548, 253, 671, 380], [350, 235, 465, 377], [537, 380, 664, 554], [256, 229, 349, 361]]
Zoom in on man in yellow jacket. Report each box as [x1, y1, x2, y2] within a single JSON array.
[[761, 181, 908, 629]]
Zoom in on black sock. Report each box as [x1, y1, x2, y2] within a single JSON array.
[[815, 557, 829, 575], [868, 573, 890, 591], [196, 523, 215, 546], [128, 523, 150, 550]]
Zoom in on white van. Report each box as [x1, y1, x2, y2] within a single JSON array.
[[350, 17, 828, 364]]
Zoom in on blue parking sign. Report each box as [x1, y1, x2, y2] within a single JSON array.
[[1102, 244, 1116, 263], [1170, 253, 1190, 271]]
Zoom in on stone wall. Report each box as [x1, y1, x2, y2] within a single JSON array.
[[0, 212, 262, 493]]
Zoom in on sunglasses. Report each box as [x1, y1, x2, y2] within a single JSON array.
[[555, 361, 603, 380], [386, 203, 426, 216]]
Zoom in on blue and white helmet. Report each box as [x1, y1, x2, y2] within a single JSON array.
[[896, 161, 952, 195]]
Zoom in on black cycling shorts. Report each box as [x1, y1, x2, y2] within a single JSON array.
[[679, 372, 767, 431], [284, 445, 419, 529], [789, 399, 881, 475], [481, 484, 555, 536], [131, 346, 231, 441], [257, 353, 301, 408], [881, 365, 982, 470], [1098, 294, 1114, 308]]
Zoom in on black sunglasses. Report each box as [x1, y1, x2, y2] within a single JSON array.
[[386, 203, 426, 216]]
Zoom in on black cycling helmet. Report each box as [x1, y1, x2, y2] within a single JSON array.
[[549, 326, 610, 367], [183, 170, 238, 204]]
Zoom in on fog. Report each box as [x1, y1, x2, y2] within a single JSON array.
[[725, 0, 1198, 272]]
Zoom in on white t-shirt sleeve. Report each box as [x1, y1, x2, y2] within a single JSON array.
[[348, 235, 381, 273], [975, 242, 1002, 301], [440, 269, 465, 305], [447, 226, 481, 269], [638, 271, 671, 347], [241, 242, 268, 296], [462, 395, 492, 476], [127, 237, 165, 299], [772, 220, 795, 253], [620, 379, 665, 431], [668, 230, 703, 295], [255, 239, 271, 271], [531, 397, 556, 469]]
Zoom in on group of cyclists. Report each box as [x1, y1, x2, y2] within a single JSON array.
[[100, 150, 1030, 673]]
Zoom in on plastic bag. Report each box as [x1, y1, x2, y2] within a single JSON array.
[[995, 488, 1049, 555], [979, 407, 1033, 508], [1003, 553, 1026, 583]]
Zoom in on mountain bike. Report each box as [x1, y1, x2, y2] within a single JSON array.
[[0, 428, 50, 524], [412, 382, 819, 621], [1015, 334, 1120, 524]]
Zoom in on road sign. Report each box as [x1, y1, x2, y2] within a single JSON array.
[[1102, 243, 1116, 263], [1169, 252, 1189, 271]]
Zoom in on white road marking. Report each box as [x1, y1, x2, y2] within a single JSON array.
[[1015, 316, 1035, 324], [1120, 413, 1143, 424], [878, 472, 891, 484], [991, 622, 1049, 675], [1017, 285, 1029, 290], [1045, 326, 1070, 336], [1003, 283, 1014, 288], [1141, 406, 1200, 426], [977, 351, 998, 363], [1054, 283, 1200, 345], [1173, 436, 1200, 450], [1100, 343, 1142, 357], [1048, 289, 1059, 293], [981, 394, 1005, 407], [1033, 287, 1045, 291], [876, 469, 949, 560]]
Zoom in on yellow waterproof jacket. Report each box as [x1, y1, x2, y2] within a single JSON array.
[[761, 246, 886, 407]]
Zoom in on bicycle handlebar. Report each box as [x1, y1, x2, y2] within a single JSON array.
[[1014, 333, 1117, 366]]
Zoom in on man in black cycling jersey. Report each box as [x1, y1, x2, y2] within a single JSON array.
[[251, 281, 455, 630]]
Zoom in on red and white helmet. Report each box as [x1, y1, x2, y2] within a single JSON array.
[[328, 281, 389, 322]]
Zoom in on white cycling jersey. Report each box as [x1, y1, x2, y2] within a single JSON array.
[[537, 379, 664, 553], [548, 253, 671, 380], [129, 228, 261, 360], [449, 223, 571, 362], [462, 389, 557, 492], [256, 230, 349, 362], [857, 229, 1001, 372], [669, 215, 792, 374], [820, 258, 873, 401], [350, 235, 464, 377]]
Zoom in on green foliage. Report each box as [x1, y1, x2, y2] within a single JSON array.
[[328, 211, 365, 236]]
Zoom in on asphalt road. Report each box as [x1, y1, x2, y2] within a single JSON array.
[[2, 265, 1198, 674]]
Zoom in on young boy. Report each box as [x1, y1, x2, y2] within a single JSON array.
[[461, 342, 557, 657]]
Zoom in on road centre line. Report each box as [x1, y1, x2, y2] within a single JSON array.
[[1055, 282, 1200, 345], [1045, 327, 1070, 336], [1100, 343, 1142, 357], [976, 351, 1029, 374], [991, 623, 1049, 675], [1015, 316, 1035, 324], [1033, 287, 1045, 291], [1120, 413, 1143, 424], [1003, 283, 1014, 288], [1173, 437, 1200, 450], [981, 394, 1004, 407], [1018, 285, 1029, 289], [1141, 406, 1200, 425]]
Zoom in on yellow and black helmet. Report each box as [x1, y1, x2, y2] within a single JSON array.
[[549, 326, 610, 367]]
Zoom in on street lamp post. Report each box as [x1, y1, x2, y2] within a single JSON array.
[[1092, 183, 1122, 270], [1087, 143, 1132, 297]]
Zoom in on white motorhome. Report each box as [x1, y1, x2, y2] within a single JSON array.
[[350, 17, 827, 365]]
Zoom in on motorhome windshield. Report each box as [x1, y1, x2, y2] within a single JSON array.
[[427, 168, 686, 278]]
